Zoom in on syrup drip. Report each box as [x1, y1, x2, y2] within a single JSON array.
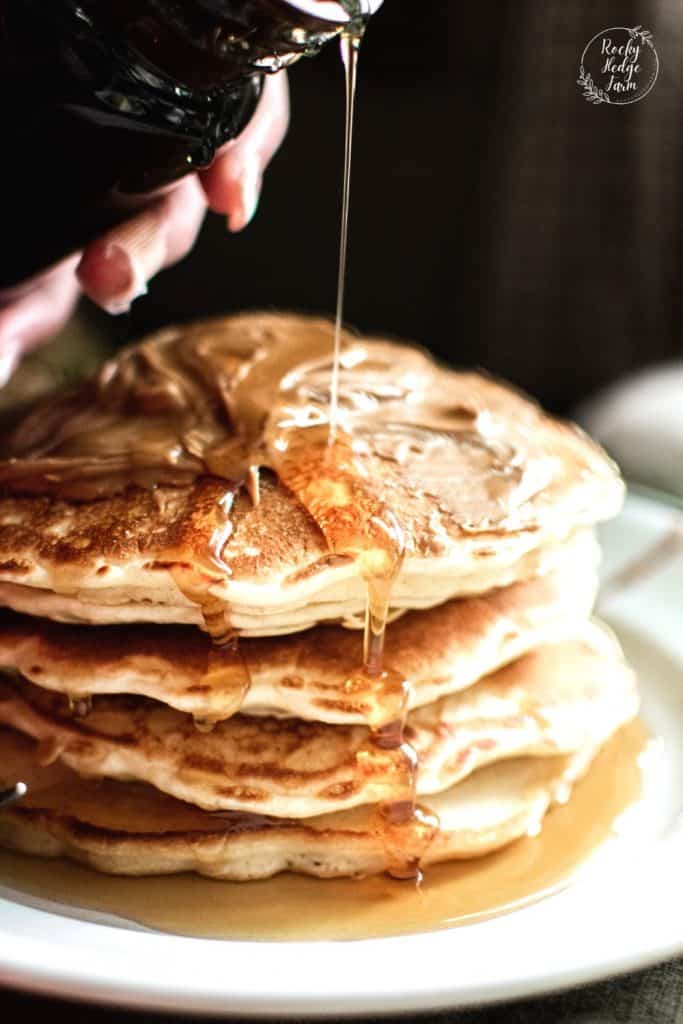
[[262, 425, 438, 876], [67, 694, 92, 719], [168, 486, 236, 643], [191, 642, 252, 730], [168, 485, 252, 719], [352, 614, 439, 879]]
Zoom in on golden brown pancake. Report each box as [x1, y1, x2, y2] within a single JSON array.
[[0, 626, 637, 818], [0, 725, 604, 880], [0, 313, 623, 637], [0, 560, 598, 723]]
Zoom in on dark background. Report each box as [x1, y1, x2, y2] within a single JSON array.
[[84, 0, 683, 414]]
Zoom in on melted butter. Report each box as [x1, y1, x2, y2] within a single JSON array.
[[0, 323, 545, 538], [0, 721, 649, 941]]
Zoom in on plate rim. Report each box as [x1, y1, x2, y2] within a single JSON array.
[[1, 873, 682, 1018]]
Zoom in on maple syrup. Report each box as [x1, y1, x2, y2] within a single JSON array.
[[329, 27, 362, 443]]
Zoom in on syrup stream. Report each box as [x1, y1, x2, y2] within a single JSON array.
[[329, 28, 362, 444], [329, 20, 438, 877]]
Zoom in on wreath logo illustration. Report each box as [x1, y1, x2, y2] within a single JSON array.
[[577, 26, 658, 106]]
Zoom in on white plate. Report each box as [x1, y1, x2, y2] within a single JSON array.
[[0, 491, 682, 1016]]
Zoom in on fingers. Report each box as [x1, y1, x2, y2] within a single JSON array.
[[0, 257, 81, 385], [76, 75, 288, 313], [200, 72, 290, 232], [76, 175, 207, 314]]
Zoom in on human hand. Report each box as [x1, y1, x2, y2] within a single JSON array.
[[0, 73, 289, 385]]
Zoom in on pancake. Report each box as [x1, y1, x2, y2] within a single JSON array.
[[0, 527, 594, 637], [0, 313, 623, 637], [0, 557, 598, 723], [0, 724, 604, 880], [0, 626, 637, 817]]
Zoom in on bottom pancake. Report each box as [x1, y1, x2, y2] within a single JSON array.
[[0, 725, 607, 880]]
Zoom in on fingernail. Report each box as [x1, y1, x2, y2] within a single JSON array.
[[0, 344, 20, 387], [98, 245, 148, 315], [227, 158, 262, 233]]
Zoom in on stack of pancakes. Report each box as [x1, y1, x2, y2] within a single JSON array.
[[0, 313, 637, 880]]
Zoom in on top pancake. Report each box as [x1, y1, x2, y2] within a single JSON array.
[[0, 313, 623, 635]]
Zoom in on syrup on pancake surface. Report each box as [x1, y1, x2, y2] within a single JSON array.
[[0, 312, 625, 879]]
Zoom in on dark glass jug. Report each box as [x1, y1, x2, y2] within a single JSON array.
[[0, 0, 377, 289]]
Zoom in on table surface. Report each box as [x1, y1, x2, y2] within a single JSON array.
[[2, 957, 682, 1023]]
